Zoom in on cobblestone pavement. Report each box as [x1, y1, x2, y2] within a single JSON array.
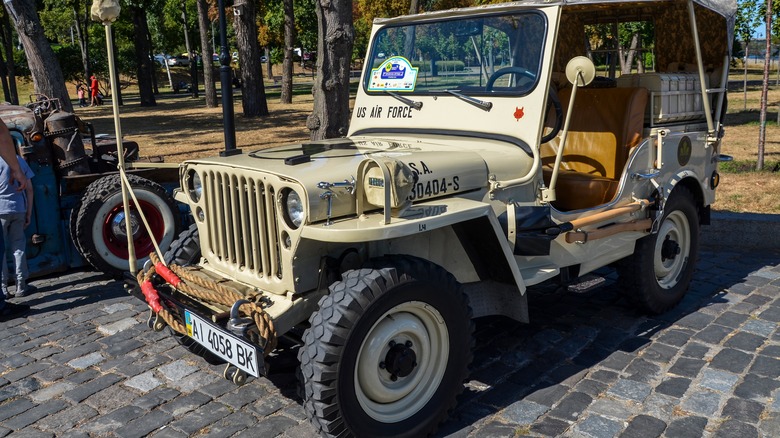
[[1, 246, 779, 438]]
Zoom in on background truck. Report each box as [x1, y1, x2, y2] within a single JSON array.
[[1, 96, 182, 280], [134, 0, 736, 436]]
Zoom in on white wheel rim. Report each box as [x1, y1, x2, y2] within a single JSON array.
[[654, 210, 691, 289], [354, 301, 449, 423], [91, 189, 176, 270]]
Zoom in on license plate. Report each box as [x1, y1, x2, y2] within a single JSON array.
[[184, 310, 260, 377]]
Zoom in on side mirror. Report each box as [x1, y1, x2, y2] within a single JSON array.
[[565, 56, 596, 87]]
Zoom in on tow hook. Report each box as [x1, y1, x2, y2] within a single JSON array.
[[146, 309, 165, 332], [223, 299, 256, 384], [227, 299, 253, 337], [223, 364, 247, 386]]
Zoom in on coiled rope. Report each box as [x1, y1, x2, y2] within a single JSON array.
[[138, 252, 277, 356]]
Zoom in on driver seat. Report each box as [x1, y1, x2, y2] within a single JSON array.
[[541, 86, 648, 211]]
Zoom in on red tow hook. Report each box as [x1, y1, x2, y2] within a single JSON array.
[[141, 280, 162, 313], [154, 262, 182, 288]]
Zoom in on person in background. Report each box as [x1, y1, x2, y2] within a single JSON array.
[[77, 85, 87, 107], [0, 122, 29, 320], [90, 75, 100, 107], [0, 152, 34, 298]]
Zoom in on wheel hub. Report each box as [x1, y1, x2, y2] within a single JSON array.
[[661, 236, 680, 261], [111, 211, 141, 239], [381, 340, 417, 380]]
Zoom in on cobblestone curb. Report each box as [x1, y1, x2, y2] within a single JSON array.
[[703, 211, 780, 250]]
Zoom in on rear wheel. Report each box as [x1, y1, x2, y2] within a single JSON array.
[[617, 186, 700, 313], [74, 174, 181, 277], [298, 256, 474, 438]]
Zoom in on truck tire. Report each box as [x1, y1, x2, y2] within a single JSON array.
[[298, 256, 474, 438], [162, 224, 224, 365], [68, 202, 84, 258], [164, 223, 201, 266], [74, 174, 181, 277], [617, 186, 700, 314]]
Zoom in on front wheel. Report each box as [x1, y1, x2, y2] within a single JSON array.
[[298, 256, 474, 438], [617, 186, 700, 313]]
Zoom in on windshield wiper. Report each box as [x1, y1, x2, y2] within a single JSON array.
[[384, 91, 423, 110], [444, 89, 492, 112]]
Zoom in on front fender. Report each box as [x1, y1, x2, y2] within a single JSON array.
[[300, 197, 526, 294]]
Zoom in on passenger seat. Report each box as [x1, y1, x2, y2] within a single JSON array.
[[541, 86, 648, 211]]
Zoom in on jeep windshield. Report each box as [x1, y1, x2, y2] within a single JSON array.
[[364, 12, 546, 97]]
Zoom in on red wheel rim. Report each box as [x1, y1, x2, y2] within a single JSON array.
[[101, 200, 165, 259]]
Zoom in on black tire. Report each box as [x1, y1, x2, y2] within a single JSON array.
[[298, 256, 474, 438], [617, 186, 700, 314], [68, 201, 84, 258], [163, 223, 201, 266], [74, 174, 181, 277]]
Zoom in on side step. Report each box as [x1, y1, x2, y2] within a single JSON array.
[[566, 274, 606, 294]]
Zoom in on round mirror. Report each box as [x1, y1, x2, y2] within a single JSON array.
[[565, 56, 596, 87]]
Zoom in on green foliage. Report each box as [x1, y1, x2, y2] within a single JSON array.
[[294, 0, 318, 52], [13, 50, 29, 77], [719, 159, 780, 173], [39, 2, 73, 43], [411, 60, 465, 72], [52, 45, 84, 82], [736, 0, 761, 45]]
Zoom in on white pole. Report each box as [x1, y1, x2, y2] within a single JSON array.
[[105, 23, 137, 275]]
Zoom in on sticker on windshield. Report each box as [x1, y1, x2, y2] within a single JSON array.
[[368, 56, 418, 92]]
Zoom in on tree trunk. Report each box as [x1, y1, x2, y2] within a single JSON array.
[[146, 25, 158, 94], [131, 6, 156, 106], [4, 0, 72, 111], [234, 0, 269, 117], [181, 1, 198, 98], [266, 47, 272, 79], [280, 0, 295, 104], [757, 0, 772, 171], [73, 1, 91, 83], [196, 0, 216, 107], [620, 32, 639, 74], [403, 0, 419, 58], [0, 49, 10, 103], [744, 44, 749, 111], [0, 12, 17, 105], [307, 0, 353, 140]]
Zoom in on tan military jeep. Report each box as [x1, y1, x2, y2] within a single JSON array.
[[135, 0, 735, 436]]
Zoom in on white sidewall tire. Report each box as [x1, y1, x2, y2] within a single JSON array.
[[91, 188, 177, 271]]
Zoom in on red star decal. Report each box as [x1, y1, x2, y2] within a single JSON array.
[[514, 107, 525, 121]]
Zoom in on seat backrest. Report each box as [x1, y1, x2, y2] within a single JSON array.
[[542, 86, 648, 179]]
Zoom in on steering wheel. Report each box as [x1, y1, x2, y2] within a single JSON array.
[[541, 87, 563, 144], [486, 67, 536, 92]]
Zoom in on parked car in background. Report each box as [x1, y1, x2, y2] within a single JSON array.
[[168, 54, 190, 67], [153, 54, 171, 66]]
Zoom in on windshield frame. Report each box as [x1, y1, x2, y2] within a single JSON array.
[[362, 10, 549, 98]]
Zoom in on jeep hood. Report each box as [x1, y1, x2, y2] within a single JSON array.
[[185, 137, 489, 223]]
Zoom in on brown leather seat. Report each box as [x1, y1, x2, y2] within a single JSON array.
[[542, 86, 648, 211]]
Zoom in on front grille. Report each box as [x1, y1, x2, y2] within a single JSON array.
[[202, 169, 281, 279]]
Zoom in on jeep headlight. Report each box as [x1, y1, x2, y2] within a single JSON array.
[[187, 169, 202, 202], [363, 158, 416, 212], [283, 189, 305, 228]]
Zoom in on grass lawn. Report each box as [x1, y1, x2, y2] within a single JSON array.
[[11, 63, 780, 214]]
